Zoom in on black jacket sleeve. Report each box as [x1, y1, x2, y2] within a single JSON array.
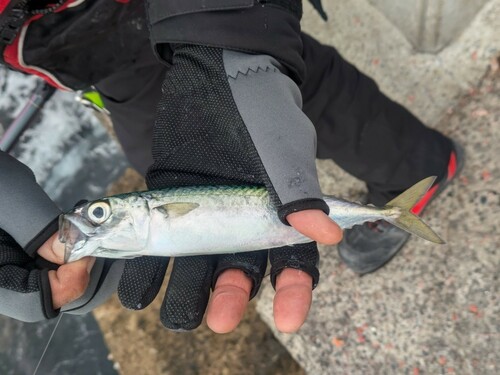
[[0, 151, 61, 255], [147, 0, 309, 83]]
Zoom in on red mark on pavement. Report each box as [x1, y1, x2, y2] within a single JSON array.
[[468, 88, 478, 96], [468, 304, 482, 318], [356, 327, 366, 343], [481, 170, 491, 181], [331, 337, 345, 348], [472, 108, 489, 117]]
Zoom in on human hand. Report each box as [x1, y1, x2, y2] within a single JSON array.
[[116, 44, 342, 333], [37, 233, 95, 309], [118, 209, 342, 334], [0, 151, 99, 321], [0, 151, 61, 321], [0, 227, 88, 321], [207, 209, 342, 333]]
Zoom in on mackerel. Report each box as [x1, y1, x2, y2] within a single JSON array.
[[59, 176, 444, 262]]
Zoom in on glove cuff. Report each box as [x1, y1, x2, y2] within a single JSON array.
[[270, 259, 320, 290], [40, 268, 60, 319], [211, 250, 268, 300], [270, 242, 320, 290], [278, 198, 330, 225]]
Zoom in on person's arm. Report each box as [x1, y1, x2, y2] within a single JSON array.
[[148, 0, 306, 83], [0, 151, 60, 255], [0, 151, 116, 321]]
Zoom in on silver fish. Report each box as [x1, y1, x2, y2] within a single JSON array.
[[59, 176, 444, 263]]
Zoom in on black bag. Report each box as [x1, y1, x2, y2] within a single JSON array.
[[1, 0, 150, 90]]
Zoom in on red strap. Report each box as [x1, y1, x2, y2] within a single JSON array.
[[0, 0, 9, 13], [411, 184, 438, 215], [3, 14, 68, 89], [411, 150, 457, 215], [447, 151, 457, 181]]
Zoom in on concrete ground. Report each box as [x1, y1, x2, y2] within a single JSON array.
[[256, 1, 499, 374]]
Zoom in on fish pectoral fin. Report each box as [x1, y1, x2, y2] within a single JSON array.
[[152, 202, 200, 218]]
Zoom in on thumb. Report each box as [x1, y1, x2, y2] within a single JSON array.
[[287, 209, 343, 245], [49, 257, 96, 309], [37, 232, 66, 264]]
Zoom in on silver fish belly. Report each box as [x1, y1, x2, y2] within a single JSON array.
[[60, 177, 444, 262]]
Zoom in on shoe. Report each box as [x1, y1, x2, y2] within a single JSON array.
[[337, 141, 465, 274]]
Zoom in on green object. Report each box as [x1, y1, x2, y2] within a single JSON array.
[[76, 89, 109, 114], [82, 90, 106, 110]]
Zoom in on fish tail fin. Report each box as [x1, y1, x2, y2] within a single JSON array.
[[385, 176, 445, 244]]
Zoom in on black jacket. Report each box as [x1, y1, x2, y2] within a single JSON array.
[[0, 0, 326, 89]]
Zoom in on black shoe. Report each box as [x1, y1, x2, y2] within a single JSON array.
[[338, 142, 465, 274]]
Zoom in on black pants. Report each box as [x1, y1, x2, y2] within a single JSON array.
[[96, 33, 452, 206]]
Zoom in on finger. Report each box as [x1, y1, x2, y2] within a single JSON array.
[[206, 269, 252, 334], [287, 209, 343, 245], [118, 256, 169, 310], [48, 256, 95, 309], [37, 232, 66, 264], [273, 268, 313, 333], [161, 256, 215, 331]]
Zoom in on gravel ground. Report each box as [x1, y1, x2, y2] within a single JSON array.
[[257, 56, 500, 375]]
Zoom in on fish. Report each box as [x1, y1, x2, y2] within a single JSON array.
[[59, 176, 444, 263]]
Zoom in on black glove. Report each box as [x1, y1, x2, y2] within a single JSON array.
[[117, 44, 325, 330]]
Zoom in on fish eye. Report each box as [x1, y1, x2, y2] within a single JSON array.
[[87, 201, 111, 225]]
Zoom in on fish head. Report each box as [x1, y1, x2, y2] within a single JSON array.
[[59, 196, 149, 262]]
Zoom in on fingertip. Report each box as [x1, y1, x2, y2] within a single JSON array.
[[37, 232, 65, 264], [206, 287, 247, 333], [273, 269, 312, 333], [287, 210, 343, 245], [206, 269, 252, 334]]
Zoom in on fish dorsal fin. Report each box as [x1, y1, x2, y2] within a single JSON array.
[[152, 202, 199, 218]]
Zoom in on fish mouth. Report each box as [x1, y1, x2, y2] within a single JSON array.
[[59, 214, 90, 263]]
